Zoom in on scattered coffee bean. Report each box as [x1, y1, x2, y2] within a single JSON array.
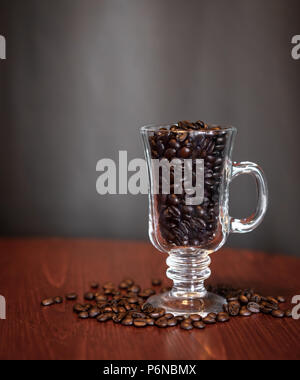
[[228, 301, 240, 316], [217, 312, 230, 323], [203, 316, 216, 324], [167, 318, 177, 327], [41, 298, 54, 307], [285, 309, 292, 318], [180, 321, 193, 330], [239, 306, 252, 317], [84, 292, 95, 301], [271, 309, 285, 318], [155, 317, 168, 328], [277, 296, 286, 303], [134, 319, 147, 327], [66, 293, 78, 301], [239, 295, 249, 304], [78, 311, 89, 319], [193, 321, 206, 329], [122, 317, 133, 326], [152, 279, 162, 286], [190, 314, 202, 322], [90, 282, 99, 289], [52, 296, 63, 304], [97, 313, 112, 322], [88, 307, 101, 318], [247, 302, 261, 314]]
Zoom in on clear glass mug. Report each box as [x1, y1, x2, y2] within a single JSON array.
[[140, 123, 268, 316]]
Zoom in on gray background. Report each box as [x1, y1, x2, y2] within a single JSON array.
[[0, 0, 299, 255]]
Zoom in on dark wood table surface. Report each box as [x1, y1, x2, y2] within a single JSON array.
[[0, 238, 299, 360]]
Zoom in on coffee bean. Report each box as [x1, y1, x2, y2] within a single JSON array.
[[261, 307, 272, 315], [203, 316, 216, 324], [88, 307, 101, 318], [90, 282, 99, 289], [84, 292, 95, 301], [239, 295, 249, 304], [151, 278, 162, 286], [119, 281, 128, 289], [122, 317, 133, 326], [175, 316, 184, 322], [41, 298, 54, 307], [164, 313, 174, 320], [285, 309, 292, 318], [141, 303, 155, 313], [207, 313, 217, 319], [266, 297, 278, 307], [95, 295, 107, 302], [134, 319, 147, 327], [193, 321, 206, 329], [66, 293, 78, 301], [180, 321, 193, 330], [78, 311, 89, 319], [217, 312, 230, 323], [150, 308, 165, 319], [190, 314, 202, 322], [239, 307, 252, 317], [228, 301, 240, 316], [167, 318, 177, 327], [97, 313, 112, 322], [277, 296, 286, 303], [247, 302, 261, 314], [271, 309, 285, 318], [53, 296, 63, 304], [250, 294, 262, 303], [128, 285, 141, 293], [155, 317, 168, 328], [73, 303, 86, 313], [112, 313, 126, 323]]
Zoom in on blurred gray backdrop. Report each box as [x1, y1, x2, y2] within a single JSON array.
[[0, 0, 299, 255]]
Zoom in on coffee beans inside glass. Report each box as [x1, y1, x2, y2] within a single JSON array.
[[141, 121, 268, 316]]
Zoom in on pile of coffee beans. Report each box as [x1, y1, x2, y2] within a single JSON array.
[[41, 280, 293, 330], [148, 120, 227, 248]]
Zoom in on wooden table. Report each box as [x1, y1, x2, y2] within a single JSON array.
[[0, 238, 299, 360]]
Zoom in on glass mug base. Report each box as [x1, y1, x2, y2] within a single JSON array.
[[147, 290, 226, 317]]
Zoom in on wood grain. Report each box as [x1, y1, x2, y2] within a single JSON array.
[[0, 238, 299, 360]]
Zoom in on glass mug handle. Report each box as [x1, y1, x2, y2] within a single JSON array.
[[229, 161, 268, 233]]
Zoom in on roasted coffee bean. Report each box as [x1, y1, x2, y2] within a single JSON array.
[[285, 309, 292, 318], [128, 285, 141, 293], [266, 297, 278, 307], [189, 314, 202, 322], [167, 318, 177, 327], [150, 308, 165, 319], [78, 311, 89, 319], [217, 312, 230, 323], [112, 313, 126, 323], [193, 321, 206, 329], [41, 298, 54, 307], [250, 294, 262, 303], [141, 303, 155, 313], [103, 306, 113, 313], [97, 313, 112, 322], [271, 309, 285, 318], [53, 296, 63, 304], [73, 303, 86, 313], [203, 316, 216, 325], [122, 317, 134, 326], [84, 292, 95, 301], [228, 301, 240, 316], [164, 313, 174, 320], [103, 281, 114, 289], [155, 317, 168, 328], [261, 307, 272, 315], [277, 296, 286, 303], [128, 297, 139, 304], [207, 313, 217, 319], [95, 295, 107, 302], [134, 319, 148, 327], [151, 278, 162, 286], [131, 312, 147, 319], [247, 302, 261, 314], [175, 315, 184, 322], [119, 281, 129, 289], [89, 307, 101, 318], [239, 306, 252, 317], [180, 321, 193, 330], [146, 318, 155, 326], [90, 282, 99, 289], [66, 293, 78, 301], [239, 295, 249, 304]]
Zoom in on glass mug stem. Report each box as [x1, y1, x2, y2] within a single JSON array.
[[167, 251, 211, 298]]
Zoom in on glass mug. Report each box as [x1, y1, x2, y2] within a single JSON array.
[[140, 123, 268, 316]]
